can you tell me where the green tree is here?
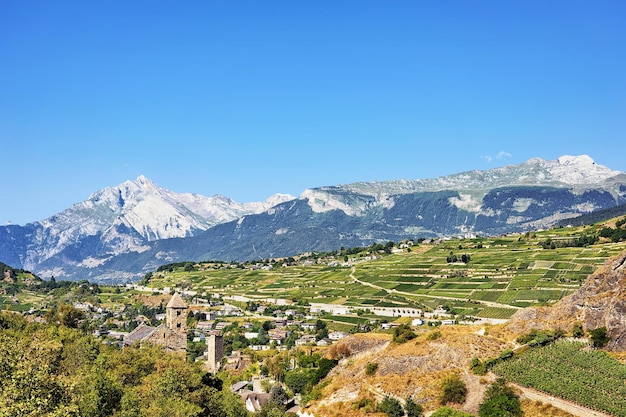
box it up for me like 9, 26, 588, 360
78, 366, 123, 417
392, 323, 417, 343
46, 303, 85, 328
478, 378, 522, 417
377, 395, 404, 417
404, 397, 424, 417
439, 373, 467, 405
589, 326, 610, 348
284, 370, 310, 394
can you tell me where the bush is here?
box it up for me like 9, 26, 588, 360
439, 373, 467, 405
589, 326, 610, 348
431, 406, 474, 417
426, 330, 441, 340
365, 362, 379, 376
478, 378, 522, 417
377, 396, 404, 417
392, 324, 417, 343
572, 322, 584, 338
470, 357, 487, 375
404, 397, 424, 417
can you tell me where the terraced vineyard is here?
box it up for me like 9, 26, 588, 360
493, 340, 626, 416
145, 225, 626, 320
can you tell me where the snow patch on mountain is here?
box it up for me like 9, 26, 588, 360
448, 193, 482, 212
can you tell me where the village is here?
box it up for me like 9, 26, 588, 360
67, 284, 462, 416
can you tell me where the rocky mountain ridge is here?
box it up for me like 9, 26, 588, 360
1, 154, 625, 282
0, 176, 294, 278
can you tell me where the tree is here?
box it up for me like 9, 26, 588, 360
377, 395, 404, 417
404, 397, 424, 417
478, 378, 522, 417
439, 373, 467, 405
78, 367, 123, 417
284, 370, 310, 394
46, 303, 85, 328
269, 384, 289, 406
392, 323, 417, 343
589, 326, 610, 348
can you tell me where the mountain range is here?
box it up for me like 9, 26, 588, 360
1, 154, 625, 283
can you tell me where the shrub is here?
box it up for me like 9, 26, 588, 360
431, 406, 473, 417
589, 326, 610, 348
404, 397, 424, 417
365, 362, 379, 376
470, 357, 487, 375
377, 395, 404, 417
478, 378, 522, 417
392, 324, 417, 343
426, 330, 441, 340
439, 373, 467, 405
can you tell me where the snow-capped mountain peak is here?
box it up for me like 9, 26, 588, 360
24, 177, 295, 270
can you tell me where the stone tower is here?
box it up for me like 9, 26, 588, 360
166, 292, 188, 333
205, 334, 224, 373
128, 292, 188, 354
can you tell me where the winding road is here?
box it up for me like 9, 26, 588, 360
349, 266, 522, 311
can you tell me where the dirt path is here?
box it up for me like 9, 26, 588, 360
511, 383, 614, 417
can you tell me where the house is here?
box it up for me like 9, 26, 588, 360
243, 392, 271, 413
411, 318, 424, 326
230, 381, 249, 394
328, 331, 349, 341
295, 334, 317, 346
196, 320, 215, 331
316, 338, 331, 346
215, 322, 230, 332
123, 292, 187, 354
300, 322, 316, 331
268, 329, 289, 344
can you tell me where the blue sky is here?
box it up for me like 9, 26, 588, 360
1, 1, 625, 225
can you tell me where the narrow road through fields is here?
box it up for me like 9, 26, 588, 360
349, 267, 522, 311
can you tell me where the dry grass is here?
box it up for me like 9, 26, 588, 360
521, 399, 576, 417
310, 325, 511, 416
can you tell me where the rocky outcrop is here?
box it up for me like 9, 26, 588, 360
507, 250, 626, 351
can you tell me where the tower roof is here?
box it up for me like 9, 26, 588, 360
166, 292, 187, 309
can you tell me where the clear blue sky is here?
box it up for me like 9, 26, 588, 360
1, 1, 625, 225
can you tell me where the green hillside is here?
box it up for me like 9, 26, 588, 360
143, 219, 626, 320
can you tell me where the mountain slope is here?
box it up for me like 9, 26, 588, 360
0, 176, 294, 278
505, 249, 626, 351
1, 155, 625, 282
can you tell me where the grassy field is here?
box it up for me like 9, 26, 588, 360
143, 225, 626, 319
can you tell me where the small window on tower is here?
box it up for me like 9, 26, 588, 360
177, 323, 181, 328
177, 311, 181, 316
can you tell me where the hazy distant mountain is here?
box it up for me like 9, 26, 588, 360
1, 155, 625, 283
